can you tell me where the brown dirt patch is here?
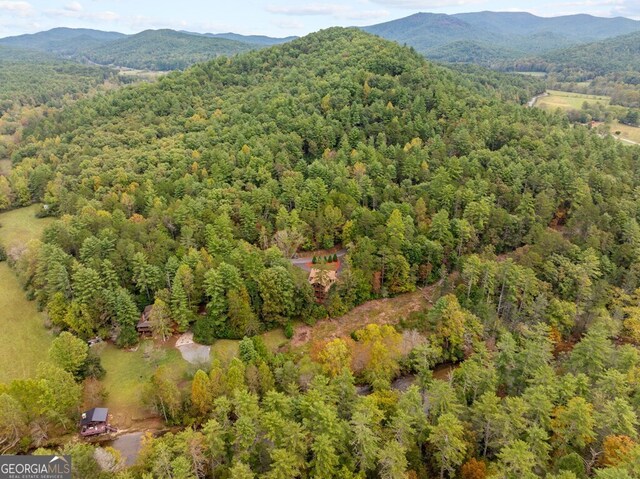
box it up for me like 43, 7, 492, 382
292, 281, 443, 348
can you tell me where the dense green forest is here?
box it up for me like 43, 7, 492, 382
0, 27, 279, 71
542, 31, 640, 79
204, 32, 296, 46
79, 30, 257, 71
1, 27, 640, 478
0, 46, 114, 114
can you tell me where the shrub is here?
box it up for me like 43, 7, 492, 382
284, 322, 294, 339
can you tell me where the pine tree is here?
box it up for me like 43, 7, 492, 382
428, 413, 467, 479
191, 370, 213, 417
171, 276, 191, 333
311, 433, 339, 479
378, 439, 408, 479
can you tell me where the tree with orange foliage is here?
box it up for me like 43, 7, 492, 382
461, 458, 487, 479
602, 435, 635, 466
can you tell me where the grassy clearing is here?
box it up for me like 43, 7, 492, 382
0, 204, 53, 249
0, 263, 53, 383
98, 340, 189, 426
612, 121, 640, 144
0, 205, 56, 383
512, 71, 547, 77
211, 329, 288, 363
537, 90, 610, 111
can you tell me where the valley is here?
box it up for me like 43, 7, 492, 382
0, 8, 639, 479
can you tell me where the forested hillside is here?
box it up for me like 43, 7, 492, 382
1, 28, 640, 478
0, 46, 114, 114
363, 11, 640, 65
0, 27, 276, 71
80, 29, 257, 70
0, 27, 125, 55
203, 32, 296, 45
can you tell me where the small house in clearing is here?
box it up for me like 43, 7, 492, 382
309, 268, 337, 303
80, 408, 117, 437
137, 305, 153, 335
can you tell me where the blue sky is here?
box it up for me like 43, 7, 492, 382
1, 0, 639, 38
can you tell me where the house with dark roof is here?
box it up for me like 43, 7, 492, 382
80, 408, 117, 437
137, 305, 153, 335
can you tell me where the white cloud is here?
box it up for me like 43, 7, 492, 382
64, 1, 83, 12
367, 0, 485, 8
267, 4, 351, 16
266, 3, 389, 21
0, 1, 34, 17
47, 7, 119, 22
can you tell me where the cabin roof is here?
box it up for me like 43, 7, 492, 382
80, 407, 108, 425
138, 305, 154, 330
309, 268, 337, 292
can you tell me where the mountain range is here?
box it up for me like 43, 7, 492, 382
0, 27, 291, 70
362, 11, 640, 65
1, 11, 640, 71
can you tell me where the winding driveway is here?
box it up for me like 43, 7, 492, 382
290, 249, 347, 273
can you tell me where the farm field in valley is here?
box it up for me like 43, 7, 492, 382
613, 120, 640, 144
536, 89, 610, 110
0, 204, 54, 383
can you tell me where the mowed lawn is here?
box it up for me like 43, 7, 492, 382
537, 90, 610, 111
0, 205, 55, 383
98, 341, 189, 425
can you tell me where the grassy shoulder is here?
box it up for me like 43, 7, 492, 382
0, 263, 53, 383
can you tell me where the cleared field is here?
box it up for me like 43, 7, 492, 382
211, 328, 288, 362
512, 71, 547, 77
536, 90, 610, 111
98, 340, 189, 426
0, 263, 54, 383
0, 204, 53, 249
612, 121, 640, 144
0, 205, 55, 383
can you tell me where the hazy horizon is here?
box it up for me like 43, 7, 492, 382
1, 0, 639, 39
